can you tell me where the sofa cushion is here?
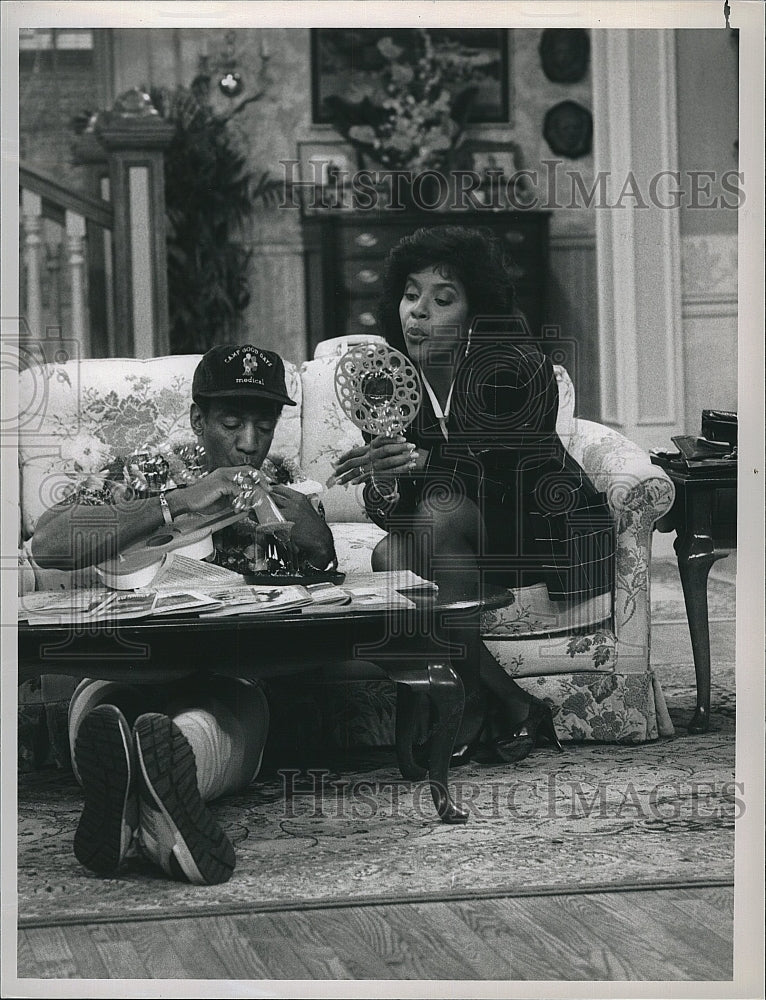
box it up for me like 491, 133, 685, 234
331, 521, 387, 574
299, 356, 371, 522
18, 354, 302, 537
480, 584, 612, 640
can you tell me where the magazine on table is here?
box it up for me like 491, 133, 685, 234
197, 584, 314, 618
300, 580, 418, 614
19, 585, 220, 624
18, 588, 111, 622
21, 590, 159, 625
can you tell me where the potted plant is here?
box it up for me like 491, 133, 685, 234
150, 77, 285, 354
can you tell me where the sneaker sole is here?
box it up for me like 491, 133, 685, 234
73, 705, 135, 874
133, 714, 235, 885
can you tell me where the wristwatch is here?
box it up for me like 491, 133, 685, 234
158, 491, 173, 526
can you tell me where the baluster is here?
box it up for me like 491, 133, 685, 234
21, 190, 43, 342
101, 175, 116, 356
65, 210, 90, 357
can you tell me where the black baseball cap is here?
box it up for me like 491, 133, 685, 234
192, 344, 297, 407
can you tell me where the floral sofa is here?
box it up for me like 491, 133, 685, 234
18, 338, 676, 769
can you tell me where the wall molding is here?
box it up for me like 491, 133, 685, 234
681, 232, 738, 299
591, 30, 685, 448
682, 295, 738, 319
549, 232, 595, 252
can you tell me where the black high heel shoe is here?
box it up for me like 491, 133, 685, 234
492, 700, 563, 764
412, 696, 563, 769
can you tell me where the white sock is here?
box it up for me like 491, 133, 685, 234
172, 706, 241, 803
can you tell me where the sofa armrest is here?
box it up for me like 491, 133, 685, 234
569, 419, 675, 522
568, 420, 676, 652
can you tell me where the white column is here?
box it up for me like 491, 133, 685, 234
21, 189, 43, 344
127, 166, 154, 359
591, 29, 685, 451
100, 175, 116, 357
65, 209, 90, 357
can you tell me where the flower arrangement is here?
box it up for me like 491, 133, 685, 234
323, 30, 487, 173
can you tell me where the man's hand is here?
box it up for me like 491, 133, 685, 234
269, 485, 335, 568
167, 466, 260, 517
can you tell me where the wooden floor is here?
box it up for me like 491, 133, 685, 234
18, 884, 733, 981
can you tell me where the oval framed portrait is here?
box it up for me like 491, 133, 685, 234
539, 28, 590, 83
543, 101, 593, 159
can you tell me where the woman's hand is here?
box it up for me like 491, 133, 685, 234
331, 435, 422, 487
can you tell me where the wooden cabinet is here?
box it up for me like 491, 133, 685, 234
301, 211, 550, 356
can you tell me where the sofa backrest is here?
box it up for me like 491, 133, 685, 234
18, 348, 577, 536
18, 354, 302, 538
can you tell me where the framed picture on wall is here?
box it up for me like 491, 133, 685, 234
295, 138, 357, 209
471, 140, 523, 181
311, 28, 510, 125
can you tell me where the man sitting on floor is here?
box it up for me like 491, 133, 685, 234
31, 345, 337, 885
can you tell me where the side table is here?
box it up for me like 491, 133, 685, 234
651, 455, 737, 733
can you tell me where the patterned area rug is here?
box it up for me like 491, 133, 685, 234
18, 562, 737, 928
650, 557, 736, 624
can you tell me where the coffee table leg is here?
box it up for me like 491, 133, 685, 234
394, 684, 428, 781
674, 528, 727, 734
387, 662, 469, 824
426, 662, 469, 824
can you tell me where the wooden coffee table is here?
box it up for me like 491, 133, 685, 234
18, 585, 512, 824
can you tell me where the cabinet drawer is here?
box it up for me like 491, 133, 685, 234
341, 259, 386, 294
338, 225, 394, 257
347, 306, 381, 333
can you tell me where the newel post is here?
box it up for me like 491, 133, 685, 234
95, 88, 175, 358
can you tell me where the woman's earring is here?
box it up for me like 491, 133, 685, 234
464, 331, 472, 358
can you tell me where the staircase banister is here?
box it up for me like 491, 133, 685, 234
20, 163, 114, 230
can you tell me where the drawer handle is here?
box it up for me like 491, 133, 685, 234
357, 268, 380, 284
358, 312, 377, 327
354, 232, 378, 248
504, 231, 525, 245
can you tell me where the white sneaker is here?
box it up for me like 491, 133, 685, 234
73, 704, 138, 874
68, 679, 126, 785
133, 713, 235, 885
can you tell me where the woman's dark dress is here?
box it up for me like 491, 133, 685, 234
364, 340, 614, 604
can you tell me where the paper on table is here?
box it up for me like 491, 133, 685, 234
150, 553, 247, 592
150, 590, 223, 615
341, 569, 437, 593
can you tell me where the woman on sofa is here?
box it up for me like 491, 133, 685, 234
332, 225, 614, 764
